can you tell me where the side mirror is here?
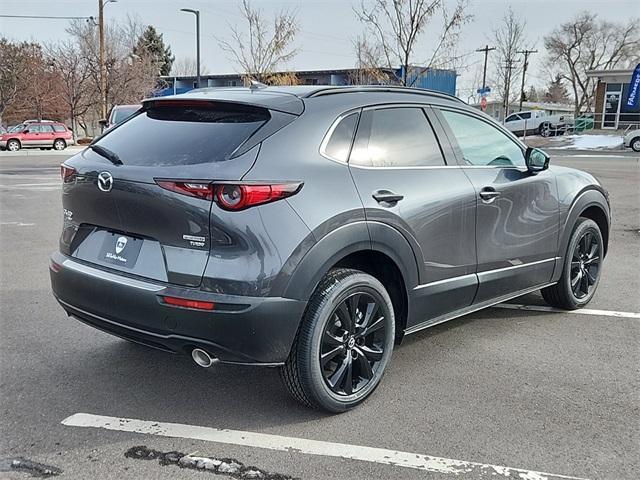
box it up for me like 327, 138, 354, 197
525, 147, 550, 173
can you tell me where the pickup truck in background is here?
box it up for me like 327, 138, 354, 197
504, 110, 573, 137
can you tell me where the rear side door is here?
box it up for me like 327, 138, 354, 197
346, 105, 478, 325
434, 108, 559, 304
39, 124, 56, 146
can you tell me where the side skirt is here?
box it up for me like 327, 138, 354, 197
403, 282, 556, 336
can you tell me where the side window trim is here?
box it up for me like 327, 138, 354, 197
431, 107, 527, 169
348, 104, 448, 169
319, 109, 362, 164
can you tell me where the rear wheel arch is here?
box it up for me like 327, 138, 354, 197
283, 221, 417, 337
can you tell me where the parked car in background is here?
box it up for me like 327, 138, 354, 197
0, 121, 74, 151
51, 86, 610, 412
504, 110, 573, 137
623, 128, 640, 152
100, 104, 141, 131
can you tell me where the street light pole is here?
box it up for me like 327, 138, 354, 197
180, 8, 201, 88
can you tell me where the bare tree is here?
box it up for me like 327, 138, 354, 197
350, 36, 393, 85
0, 40, 31, 125
355, 0, 470, 86
544, 11, 640, 116
219, 0, 299, 83
490, 7, 527, 116
66, 15, 159, 134
47, 40, 93, 139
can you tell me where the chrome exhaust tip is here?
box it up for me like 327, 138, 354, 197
191, 348, 218, 368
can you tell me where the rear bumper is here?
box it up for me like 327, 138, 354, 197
50, 252, 306, 365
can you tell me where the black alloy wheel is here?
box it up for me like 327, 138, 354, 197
320, 292, 386, 396
570, 230, 601, 300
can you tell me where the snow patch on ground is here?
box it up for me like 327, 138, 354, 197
553, 134, 623, 150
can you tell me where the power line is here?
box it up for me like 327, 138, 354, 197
0, 14, 92, 20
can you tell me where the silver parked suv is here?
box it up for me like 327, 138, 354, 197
50, 86, 610, 412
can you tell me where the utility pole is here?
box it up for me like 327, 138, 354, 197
97, 0, 116, 120
475, 45, 496, 90
502, 59, 518, 119
98, 0, 106, 120
517, 49, 538, 111
181, 9, 201, 88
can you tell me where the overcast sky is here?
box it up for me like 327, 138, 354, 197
1, 0, 638, 98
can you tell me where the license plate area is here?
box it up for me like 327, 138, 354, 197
98, 232, 143, 269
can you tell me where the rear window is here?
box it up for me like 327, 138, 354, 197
53, 125, 66, 132
95, 103, 270, 166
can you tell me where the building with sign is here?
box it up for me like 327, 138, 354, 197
586, 68, 640, 130
155, 67, 457, 97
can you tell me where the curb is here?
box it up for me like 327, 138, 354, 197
0, 147, 84, 157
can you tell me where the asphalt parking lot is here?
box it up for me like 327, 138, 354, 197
0, 148, 638, 480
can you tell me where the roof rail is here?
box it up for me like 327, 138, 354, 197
304, 86, 465, 103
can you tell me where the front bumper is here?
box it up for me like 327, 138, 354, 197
50, 252, 306, 365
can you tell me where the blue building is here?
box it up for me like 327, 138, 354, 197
155, 67, 457, 97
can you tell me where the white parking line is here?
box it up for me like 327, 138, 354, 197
494, 303, 640, 319
62, 413, 587, 480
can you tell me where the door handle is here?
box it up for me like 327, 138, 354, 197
372, 190, 404, 204
479, 187, 500, 203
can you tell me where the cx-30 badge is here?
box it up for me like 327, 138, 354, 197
97, 171, 113, 192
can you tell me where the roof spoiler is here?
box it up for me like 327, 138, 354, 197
142, 90, 304, 115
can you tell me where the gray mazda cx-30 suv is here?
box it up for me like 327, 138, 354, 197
50, 86, 610, 412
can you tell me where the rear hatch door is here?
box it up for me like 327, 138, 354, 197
61, 100, 272, 286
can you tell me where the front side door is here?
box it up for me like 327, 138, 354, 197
21, 124, 42, 146
435, 108, 560, 304
346, 105, 478, 325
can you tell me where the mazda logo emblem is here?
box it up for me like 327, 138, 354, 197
97, 171, 113, 192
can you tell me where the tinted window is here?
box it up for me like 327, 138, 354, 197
95, 104, 270, 166
519, 112, 532, 119
441, 110, 525, 167
53, 125, 66, 132
350, 107, 445, 167
505, 114, 520, 122
322, 113, 358, 162
112, 106, 140, 125
40, 125, 54, 133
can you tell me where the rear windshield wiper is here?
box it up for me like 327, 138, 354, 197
88, 144, 123, 165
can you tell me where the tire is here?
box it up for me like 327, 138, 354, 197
539, 122, 552, 137
631, 137, 640, 152
7, 139, 21, 152
541, 218, 603, 310
281, 268, 395, 412
53, 139, 67, 151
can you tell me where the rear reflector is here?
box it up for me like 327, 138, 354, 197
163, 296, 215, 311
155, 180, 302, 210
50, 259, 62, 273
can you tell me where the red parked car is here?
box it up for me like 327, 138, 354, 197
0, 121, 74, 151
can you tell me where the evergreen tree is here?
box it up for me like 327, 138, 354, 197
134, 26, 174, 76
544, 74, 570, 104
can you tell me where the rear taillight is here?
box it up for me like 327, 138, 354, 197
156, 181, 214, 200
155, 180, 302, 211
60, 164, 76, 182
